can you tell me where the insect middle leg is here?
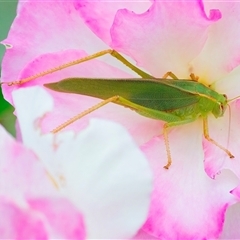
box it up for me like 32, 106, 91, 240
203, 117, 234, 158
163, 118, 195, 169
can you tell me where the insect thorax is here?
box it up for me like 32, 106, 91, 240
170, 95, 227, 120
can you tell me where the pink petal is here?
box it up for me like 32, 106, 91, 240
28, 198, 85, 239
214, 65, 240, 101
0, 125, 56, 201
0, 196, 86, 239
141, 122, 239, 239
74, 0, 151, 45
1, 0, 106, 96
132, 229, 159, 240
204, 101, 240, 180
193, 1, 240, 82
0, 197, 48, 239
219, 202, 240, 239
111, 0, 221, 77
0, 94, 86, 238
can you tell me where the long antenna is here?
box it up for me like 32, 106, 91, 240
228, 95, 240, 103
226, 104, 232, 150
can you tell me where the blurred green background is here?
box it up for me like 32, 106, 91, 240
0, 0, 18, 136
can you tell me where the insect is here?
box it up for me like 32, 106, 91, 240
4, 49, 235, 169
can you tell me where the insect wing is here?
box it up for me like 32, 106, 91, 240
45, 78, 199, 111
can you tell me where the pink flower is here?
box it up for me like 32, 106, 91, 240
1, 0, 240, 239
0, 86, 152, 239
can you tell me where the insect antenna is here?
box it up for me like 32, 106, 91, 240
228, 95, 240, 103
226, 104, 232, 150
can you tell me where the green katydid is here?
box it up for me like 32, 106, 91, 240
4, 49, 234, 169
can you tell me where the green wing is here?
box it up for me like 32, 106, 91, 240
45, 78, 200, 111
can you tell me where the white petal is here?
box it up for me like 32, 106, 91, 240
53, 118, 153, 238
214, 65, 240, 100
12, 86, 153, 239
220, 202, 240, 239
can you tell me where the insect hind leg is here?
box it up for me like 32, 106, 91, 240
51, 95, 120, 133
4, 49, 154, 86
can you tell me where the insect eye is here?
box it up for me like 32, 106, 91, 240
220, 103, 227, 115
220, 104, 224, 110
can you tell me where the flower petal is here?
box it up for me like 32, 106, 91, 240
74, 0, 151, 45
1, 0, 107, 91
28, 198, 86, 239
0, 124, 56, 203
111, 0, 221, 77
204, 101, 240, 179
214, 65, 240, 100
141, 122, 239, 239
12, 86, 153, 239
193, 1, 240, 82
132, 229, 159, 240
56, 118, 153, 239
0, 117, 85, 238
219, 202, 240, 239
0, 90, 86, 238
0, 196, 86, 239
0, 197, 48, 239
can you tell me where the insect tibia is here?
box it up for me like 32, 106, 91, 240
203, 118, 234, 158
163, 123, 172, 169
0, 81, 17, 86
162, 119, 195, 169
5, 49, 153, 86
6, 51, 114, 86
51, 95, 120, 133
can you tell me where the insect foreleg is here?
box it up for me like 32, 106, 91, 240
190, 73, 199, 81
203, 117, 234, 158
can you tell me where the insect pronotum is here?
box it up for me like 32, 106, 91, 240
3, 49, 235, 169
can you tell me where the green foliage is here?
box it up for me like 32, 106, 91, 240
0, 1, 18, 136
